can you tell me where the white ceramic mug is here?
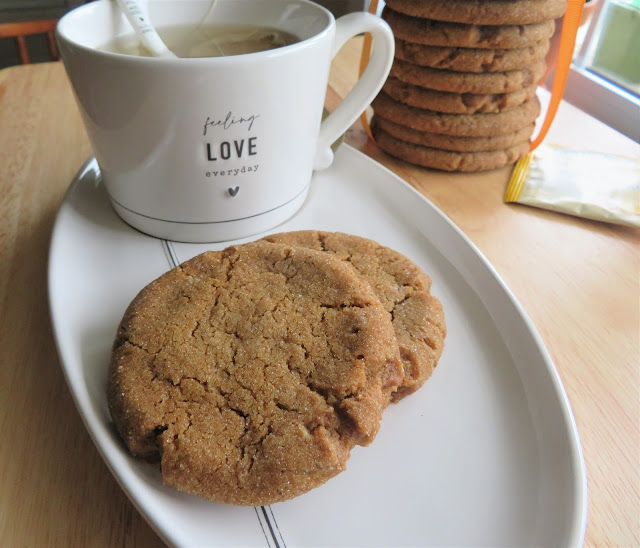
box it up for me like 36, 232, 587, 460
56, 0, 394, 242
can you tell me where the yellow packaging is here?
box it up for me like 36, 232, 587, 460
505, 143, 640, 228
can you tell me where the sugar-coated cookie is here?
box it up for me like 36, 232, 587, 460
383, 77, 538, 114
385, 0, 566, 25
107, 241, 404, 505
394, 38, 550, 73
372, 115, 536, 152
383, 7, 556, 49
372, 123, 530, 171
263, 231, 446, 401
390, 58, 547, 95
372, 91, 541, 136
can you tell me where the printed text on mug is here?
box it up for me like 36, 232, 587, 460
206, 138, 257, 161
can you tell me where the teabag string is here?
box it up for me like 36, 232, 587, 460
200, 0, 218, 25
358, 0, 586, 167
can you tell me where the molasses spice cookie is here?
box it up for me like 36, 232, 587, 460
394, 39, 550, 73
263, 231, 447, 401
386, 0, 566, 25
372, 115, 535, 152
383, 77, 537, 114
373, 124, 530, 171
107, 241, 404, 506
383, 7, 556, 49
390, 58, 547, 95
372, 91, 541, 136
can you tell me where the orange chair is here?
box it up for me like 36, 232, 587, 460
0, 19, 59, 64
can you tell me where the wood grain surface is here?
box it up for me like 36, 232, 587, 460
0, 37, 638, 547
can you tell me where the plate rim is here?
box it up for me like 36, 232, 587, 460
48, 145, 588, 547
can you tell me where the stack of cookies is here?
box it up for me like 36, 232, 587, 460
107, 231, 446, 506
371, 0, 566, 172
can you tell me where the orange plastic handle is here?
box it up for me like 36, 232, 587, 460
359, 0, 585, 151
530, 0, 585, 150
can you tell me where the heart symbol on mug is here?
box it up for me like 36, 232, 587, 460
228, 187, 239, 197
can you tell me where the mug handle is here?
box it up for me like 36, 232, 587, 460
314, 12, 394, 170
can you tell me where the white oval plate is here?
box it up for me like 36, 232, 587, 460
49, 145, 587, 548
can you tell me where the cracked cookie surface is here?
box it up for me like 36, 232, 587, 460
382, 77, 537, 114
107, 241, 403, 505
372, 115, 535, 152
389, 58, 547, 95
372, 91, 541, 136
385, 0, 566, 25
382, 7, 556, 49
394, 39, 550, 73
263, 231, 446, 401
372, 122, 531, 171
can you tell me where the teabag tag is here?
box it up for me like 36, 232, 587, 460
505, 143, 640, 227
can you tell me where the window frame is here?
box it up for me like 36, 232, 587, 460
561, 0, 640, 142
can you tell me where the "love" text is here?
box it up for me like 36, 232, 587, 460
206, 137, 257, 161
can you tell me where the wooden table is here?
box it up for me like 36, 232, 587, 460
1, 38, 638, 547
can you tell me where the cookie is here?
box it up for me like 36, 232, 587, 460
383, 7, 556, 49
107, 241, 404, 506
262, 231, 446, 401
394, 38, 550, 73
372, 91, 541, 136
390, 58, 547, 94
385, 0, 566, 25
383, 77, 538, 114
372, 123, 530, 171
372, 115, 536, 152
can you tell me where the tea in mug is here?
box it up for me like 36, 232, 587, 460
101, 23, 299, 57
